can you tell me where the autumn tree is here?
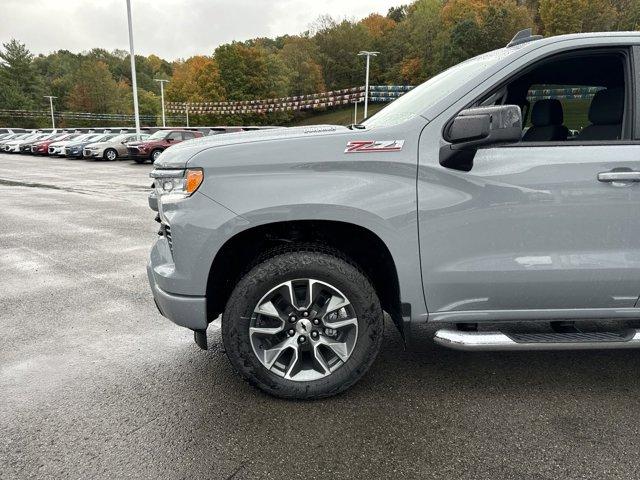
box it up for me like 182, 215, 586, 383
215, 43, 289, 100
539, 0, 616, 36
279, 36, 325, 95
436, 0, 532, 69
166, 55, 225, 102
613, 0, 640, 30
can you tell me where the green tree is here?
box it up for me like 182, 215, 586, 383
67, 60, 122, 113
279, 36, 325, 95
215, 43, 289, 100
0, 39, 43, 109
313, 17, 374, 89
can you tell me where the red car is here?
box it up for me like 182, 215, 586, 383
126, 130, 203, 163
31, 133, 74, 155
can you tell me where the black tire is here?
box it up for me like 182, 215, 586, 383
104, 148, 118, 161
222, 249, 384, 400
151, 149, 163, 162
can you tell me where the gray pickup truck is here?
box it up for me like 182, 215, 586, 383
148, 30, 640, 399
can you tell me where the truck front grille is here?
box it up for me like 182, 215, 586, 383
164, 225, 173, 253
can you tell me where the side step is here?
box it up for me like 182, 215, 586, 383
434, 329, 640, 351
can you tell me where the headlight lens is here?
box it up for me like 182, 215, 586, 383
151, 168, 203, 200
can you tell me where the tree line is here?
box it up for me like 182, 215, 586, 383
1, 0, 638, 127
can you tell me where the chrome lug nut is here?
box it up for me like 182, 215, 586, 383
311, 331, 319, 339
289, 315, 297, 323
312, 318, 320, 325
303, 311, 309, 317
298, 336, 307, 344
288, 329, 295, 337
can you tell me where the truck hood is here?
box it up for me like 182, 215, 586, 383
154, 125, 349, 168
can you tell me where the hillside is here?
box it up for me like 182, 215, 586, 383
291, 103, 387, 126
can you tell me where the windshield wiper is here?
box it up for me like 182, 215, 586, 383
348, 124, 367, 130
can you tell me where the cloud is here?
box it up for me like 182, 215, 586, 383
0, 0, 405, 59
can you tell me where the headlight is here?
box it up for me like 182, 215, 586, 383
150, 168, 203, 200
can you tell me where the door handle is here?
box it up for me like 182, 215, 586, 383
597, 171, 640, 182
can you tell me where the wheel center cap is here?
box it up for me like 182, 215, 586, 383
295, 319, 313, 335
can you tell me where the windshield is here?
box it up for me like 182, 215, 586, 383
109, 134, 130, 142
363, 48, 514, 128
148, 131, 168, 140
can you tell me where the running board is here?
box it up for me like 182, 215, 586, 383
434, 329, 640, 351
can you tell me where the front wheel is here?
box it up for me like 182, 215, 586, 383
222, 249, 384, 399
104, 148, 118, 161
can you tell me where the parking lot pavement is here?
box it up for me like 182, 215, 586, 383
2, 154, 640, 479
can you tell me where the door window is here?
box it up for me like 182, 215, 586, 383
478, 50, 630, 143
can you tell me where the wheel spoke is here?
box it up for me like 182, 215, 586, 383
249, 325, 284, 336
324, 317, 358, 330
283, 345, 301, 379
325, 293, 350, 314
278, 281, 297, 310
261, 337, 295, 370
319, 337, 351, 362
312, 343, 331, 375
255, 300, 280, 317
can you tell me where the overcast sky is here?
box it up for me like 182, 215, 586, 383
1, 0, 406, 60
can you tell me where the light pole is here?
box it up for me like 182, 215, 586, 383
185, 104, 189, 127
357, 51, 379, 120
154, 79, 169, 127
125, 0, 141, 139
44, 96, 57, 129
353, 98, 362, 124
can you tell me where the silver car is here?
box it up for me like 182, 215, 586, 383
83, 133, 149, 160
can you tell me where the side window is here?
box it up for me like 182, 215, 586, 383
167, 132, 182, 141
182, 132, 196, 140
525, 85, 604, 139
479, 50, 629, 143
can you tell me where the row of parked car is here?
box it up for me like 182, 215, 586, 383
0, 126, 274, 163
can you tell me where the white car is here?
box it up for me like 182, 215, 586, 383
3, 134, 47, 153
47, 133, 91, 156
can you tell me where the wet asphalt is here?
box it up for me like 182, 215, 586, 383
1, 154, 640, 480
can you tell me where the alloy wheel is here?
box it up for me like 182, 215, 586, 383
249, 279, 358, 382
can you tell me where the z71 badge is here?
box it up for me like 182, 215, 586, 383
344, 140, 405, 153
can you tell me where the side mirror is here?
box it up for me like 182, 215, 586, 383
440, 105, 522, 169
166, 138, 174, 143
448, 105, 522, 145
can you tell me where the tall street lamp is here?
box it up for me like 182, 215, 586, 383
125, 0, 141, 139
44, 96, 57, 128
154, 79, 169, 127
357, 51, 379, 120
352, 98, 362, 124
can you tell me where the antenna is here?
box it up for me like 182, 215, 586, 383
507, 28, 543, 48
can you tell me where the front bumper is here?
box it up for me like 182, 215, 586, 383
65, 148, 83, 158
146, 190, 244, 332
83, 149, 102, 158
127, 147, 150, 159
147, 238, 208, 331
